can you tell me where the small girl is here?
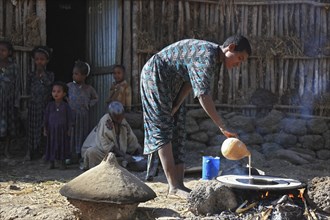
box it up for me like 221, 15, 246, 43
67, 61, 98, 163
26, 46, 54, 160
106, 65, 132, 112
0, 40, 21, 158
44, 81, 73, 169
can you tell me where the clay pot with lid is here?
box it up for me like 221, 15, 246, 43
221, 138, 251, 160
60, 152, 156, 220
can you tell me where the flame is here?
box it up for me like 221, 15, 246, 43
298, 188, 305, 201
261, 191, 269, 199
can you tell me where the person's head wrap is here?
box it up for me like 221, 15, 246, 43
107, 101, 124, 116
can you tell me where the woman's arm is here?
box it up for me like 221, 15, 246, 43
198, 94, 237, 138
171, 82, 192, 116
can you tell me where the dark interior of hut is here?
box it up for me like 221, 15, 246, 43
46, 0, 86, 83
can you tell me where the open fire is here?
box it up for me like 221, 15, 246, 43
217, 183, 328, 220
188, 175, 329, 220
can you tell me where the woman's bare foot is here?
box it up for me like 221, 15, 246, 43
180, 185, 192, 193
168, 187, 191, 199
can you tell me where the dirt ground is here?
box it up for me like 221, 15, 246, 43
1, 139, 330, 220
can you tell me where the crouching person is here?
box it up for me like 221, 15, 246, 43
81, 101, 146, 171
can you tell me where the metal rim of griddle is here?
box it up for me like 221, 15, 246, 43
216, 175, 304, 190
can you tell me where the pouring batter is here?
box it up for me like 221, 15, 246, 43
140, 35, 252, 199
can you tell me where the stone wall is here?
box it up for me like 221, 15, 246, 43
126, 109, 330, 165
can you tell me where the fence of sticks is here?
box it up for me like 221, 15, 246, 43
131, 0, 330, 117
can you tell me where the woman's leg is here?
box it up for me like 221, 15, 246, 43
158, 143, 189, 198
176, 163, 191, 192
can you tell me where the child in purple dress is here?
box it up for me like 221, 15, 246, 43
67, 61, 98, 163
44, 82, 73, 169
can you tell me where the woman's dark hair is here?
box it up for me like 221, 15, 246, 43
74, 60, 90, 76
223, 35, 252, 56
52, 81, 68, 94
31, 45, 52, 60
0, 40, 14, 57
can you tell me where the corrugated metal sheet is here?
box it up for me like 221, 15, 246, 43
86, 0, 118, 126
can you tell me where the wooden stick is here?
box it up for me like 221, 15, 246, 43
178, 0, 184, 38
185, 1, 191, 35
5, 0, 13, 39
36, 0, 46, 45
116, 0, 123, 64
298, 60, 305, 96
131, 0, 139, 105
252, 5, 258, 36
0, 0, 3, 37
258, 5, 262, 35
187, 0, 330, 7
168, 0, 174, 43
314, 59, 319, 95
284, 4, 289, 36
123, 0, 131, 83
279, 58, 284, 96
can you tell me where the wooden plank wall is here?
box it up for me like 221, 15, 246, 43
0, 0, 46, 95
124, 0, 330, 116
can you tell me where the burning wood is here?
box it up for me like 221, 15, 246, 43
235, 200, 258, 214
261, 206, 273, 220
300, 188, 319, 220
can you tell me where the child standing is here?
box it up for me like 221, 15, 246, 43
44, 81, 73, 169
67, 61, 98, 163
0, 40, 21, 158
26, 46, 54, 160
106, 65, 132, 112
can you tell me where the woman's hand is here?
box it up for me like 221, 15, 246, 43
171, 105, 180, 116
220, 128, 238, 138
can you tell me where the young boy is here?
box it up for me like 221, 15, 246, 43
140, 35, 252, 198
106, 65, 132, 112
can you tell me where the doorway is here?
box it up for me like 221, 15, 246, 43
46, 0, 87, 83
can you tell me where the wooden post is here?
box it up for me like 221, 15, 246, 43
132, 0, 139, 105
298, 60, 305, 96
0, 0, 3, 37
314, 59, 319, 95
249, 58, 256, 91
252, 5, 258, 36
116, 0, 123, 65
219, 3, 224, 41
168, 0, 174, 43
321, 58, 327, 93
5, 0, 13, 39
150, 0, 155, 40
283, 59, 289, 92
185, 1, 191, 36
178, 0, 184, 39
290, 59, 298, 89
284, 4, 289, 36
278, 58, 284, 96
36, 0, 46, 45
123, 0, 131, 84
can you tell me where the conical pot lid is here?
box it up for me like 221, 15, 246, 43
60, 152, 157, 204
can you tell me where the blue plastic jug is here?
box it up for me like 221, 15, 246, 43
202, 156, 220, 180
